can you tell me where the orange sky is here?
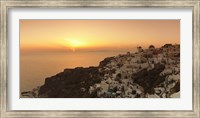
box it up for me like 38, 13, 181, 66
20, 20, 180, 53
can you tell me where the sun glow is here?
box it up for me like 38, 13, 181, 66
64, 39, 86, 52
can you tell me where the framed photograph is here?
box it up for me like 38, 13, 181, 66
1, 0, 200, 117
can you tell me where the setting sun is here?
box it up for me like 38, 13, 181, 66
64, 39, 86, 52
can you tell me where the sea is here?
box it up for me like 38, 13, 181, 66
20, 51, 133, 92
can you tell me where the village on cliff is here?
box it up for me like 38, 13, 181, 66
22, 44, 180, 98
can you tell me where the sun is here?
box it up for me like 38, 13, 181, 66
64, 39, 85, 52
69, 40, 84, 48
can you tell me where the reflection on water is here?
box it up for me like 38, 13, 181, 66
20, 51, 129, 92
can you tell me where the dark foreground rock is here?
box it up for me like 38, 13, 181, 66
39, 67, 101, 98
132, 63, 166, 94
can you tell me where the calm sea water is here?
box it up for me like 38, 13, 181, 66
20, 51, 129, 92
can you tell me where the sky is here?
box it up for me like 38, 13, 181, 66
20, 20, 180, 53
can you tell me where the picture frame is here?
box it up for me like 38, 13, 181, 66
0, 0, 199, 117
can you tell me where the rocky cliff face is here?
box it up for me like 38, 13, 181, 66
21, 44, 180, 98
38, 67, 101, 98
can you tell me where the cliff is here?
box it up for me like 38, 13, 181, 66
21, 44, 180, 98
39, 67, 101, 98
